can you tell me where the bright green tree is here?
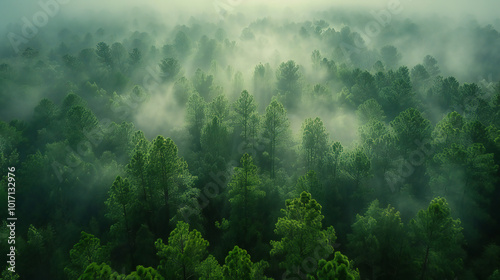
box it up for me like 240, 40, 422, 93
307, 251, 360, 280
78, 263, 122, 280
155, 221, 209, 280
197, 255, 223, 280
270, 192, 336, 274
125, 265, 164, 280
222, 246, 271, 280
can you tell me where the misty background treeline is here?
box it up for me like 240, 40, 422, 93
0, 5, 500, 280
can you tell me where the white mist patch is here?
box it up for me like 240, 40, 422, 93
289, 107, 359, 147
133, 84, 186, 140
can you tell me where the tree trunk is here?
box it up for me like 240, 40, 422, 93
420, 245, 430, 280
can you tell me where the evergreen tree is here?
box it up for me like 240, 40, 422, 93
270, 192, 336, 274
155, 221, 209, 280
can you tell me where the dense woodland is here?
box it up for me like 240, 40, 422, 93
0, 5, 500, 280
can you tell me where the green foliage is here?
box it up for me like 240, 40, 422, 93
186, 92, 206, 150
208, 95, 230, 124
149, 136, 190, 207
302, 117, 329, 171
431, 111, 465, 148
125, 265, 164, 280
296, 170, 322, 200
201, 116, 230, 160
423, 55, 440, 77
234, 90, 258, 146
155, 221, 209, 280
410, 64, 430, 93
65, 232, 105, 280
391, 108, 431, 155
348, 200, 410, 279
489, 270, 500, 280
64, 105, 99, 148
380, 45, 401, 69
78, 262, 121, 280
472, 244, 500, 280
193, 68, 215, 99
356, 98, 385, 125
159, 58, 181, 82
409, 197, 465, 280
96, 42, 113, 67
276, 60, 301, 108
222, 246, 271, 280
197, 255, 223, 280
263, 98, 289, 178
430, 142, 498, 243
227, 153, 265, 247
271, 192, 337, 272
1, 268, 20, 280
308, 251, 360, 280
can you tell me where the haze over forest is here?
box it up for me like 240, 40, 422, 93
0, 0, 499, 279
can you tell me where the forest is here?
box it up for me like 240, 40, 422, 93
0, 0, 500, 279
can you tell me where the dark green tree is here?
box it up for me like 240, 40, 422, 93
65, 232, 105, 280
390, 108, 431, 197
380, 45, 401, 70
148, 136, 194, 223
227, 153, 265, 248
410, 197, 465, 280
186, 92, 206, 150
356, 98, 385, 125
263, 99, 289, 178
96, 42, 112, 67
296, 170, 322, 200
301, 117, 329, 171
423, 55, 440, 77
233, 90, 258, 147
276, 60, 301, 108
347, 200, 410, 279
64, 105, 99, 148
105, 176, 135, 266
159, 58, 181, 82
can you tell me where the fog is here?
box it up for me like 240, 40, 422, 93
2, 0, 498, 142
1, 1, 500, 279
